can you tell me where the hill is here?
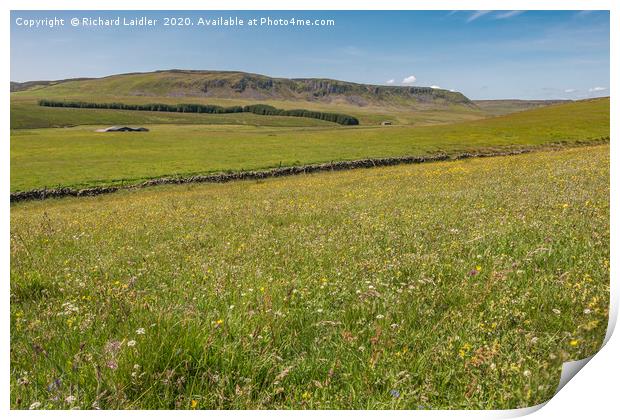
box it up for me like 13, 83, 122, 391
11, 69, 473, 108
473, 99, 574, 116
10, 77, 93, 93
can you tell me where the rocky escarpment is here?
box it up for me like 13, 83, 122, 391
12, 69, 474, 107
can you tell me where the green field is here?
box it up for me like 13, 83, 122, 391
11, 94, 485, 128
10, 98, 610, 192
10, 98, 341, 130
472, 99, 572, 116
10, 145, 610, 409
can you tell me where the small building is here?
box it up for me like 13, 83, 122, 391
95, 126, 149, 132
380, 121, 392, 126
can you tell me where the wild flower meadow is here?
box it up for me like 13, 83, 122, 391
10, 145, 609, 409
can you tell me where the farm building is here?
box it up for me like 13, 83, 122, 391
95, 126, 149, 132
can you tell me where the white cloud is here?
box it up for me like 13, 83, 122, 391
402, 75, 417, 85
564, 88, 577, 93
467, 11, 491, 23
386, 79, 395, 85
589, 87, 607, 92
495, 11, 524, 20
430, 85, 442, 89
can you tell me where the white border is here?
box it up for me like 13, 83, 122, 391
3, 1, 617, 419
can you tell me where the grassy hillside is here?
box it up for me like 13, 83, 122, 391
11, 94, 484, 129
10, 145, 609, 409
10, 99, 339, 129
12, 69, 472, 106
10, 98, 610, 192
11, 70, 488, 129
11, 78, 93, 93
473, 99, 573, 116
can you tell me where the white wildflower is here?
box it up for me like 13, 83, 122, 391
58, 302, 79, 316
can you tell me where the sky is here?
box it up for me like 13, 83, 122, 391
10, 10, 610, 100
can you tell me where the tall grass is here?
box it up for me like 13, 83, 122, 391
11, 146, 609, 409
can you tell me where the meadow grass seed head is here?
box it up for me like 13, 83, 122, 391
47, 378, 61, 391
105, 340, 122, 354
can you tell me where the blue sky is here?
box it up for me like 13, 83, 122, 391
11, 10, 609, 100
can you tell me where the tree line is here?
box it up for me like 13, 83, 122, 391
38, 99, 360, 126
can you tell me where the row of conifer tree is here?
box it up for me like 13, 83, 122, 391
38, 99, 360, 126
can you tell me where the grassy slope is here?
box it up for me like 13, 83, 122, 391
11, 70, 471, 104
10, 98, 339, 129
11, 94, 484, 128
473, 99, 572, 116
10, 98, 610, 192
10, 145, 610, 409
11, 70, 483, 128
